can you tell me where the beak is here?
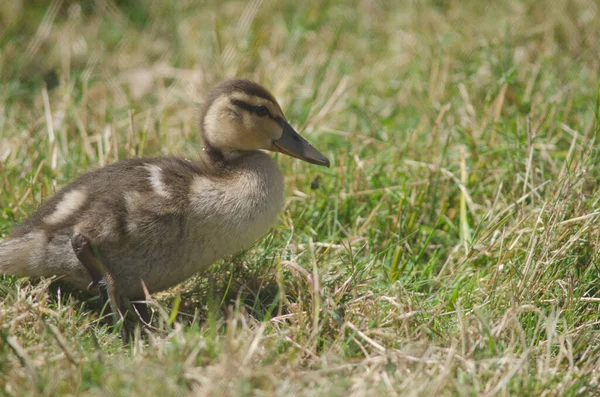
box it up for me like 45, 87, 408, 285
271, 122, 330, 167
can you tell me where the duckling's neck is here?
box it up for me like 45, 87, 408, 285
200, 142, 256, 170
200, 143, 226, 167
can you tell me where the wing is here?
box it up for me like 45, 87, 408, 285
10, 157, 207, 246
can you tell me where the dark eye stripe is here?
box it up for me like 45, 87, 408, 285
231, 99, 273, 118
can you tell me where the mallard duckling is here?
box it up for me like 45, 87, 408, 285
0, 79, 329, 327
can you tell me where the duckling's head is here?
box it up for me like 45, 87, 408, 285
199, 79, 329, 167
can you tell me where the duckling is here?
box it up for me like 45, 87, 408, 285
0, 79, 329, 329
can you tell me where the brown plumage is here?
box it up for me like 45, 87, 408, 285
0, 79, 329, 330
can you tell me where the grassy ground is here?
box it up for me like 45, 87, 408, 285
1, 0, 600, 395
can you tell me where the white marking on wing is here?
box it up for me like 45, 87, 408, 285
146, 164, 171, 198
44, 189, 88, 225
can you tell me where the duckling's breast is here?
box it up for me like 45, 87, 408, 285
172, 151, 283, 287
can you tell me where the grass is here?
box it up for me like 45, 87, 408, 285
1, 0, 600, 395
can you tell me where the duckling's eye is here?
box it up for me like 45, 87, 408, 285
254, 106, 270, 117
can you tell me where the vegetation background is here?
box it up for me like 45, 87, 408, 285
1, 0, 599, 395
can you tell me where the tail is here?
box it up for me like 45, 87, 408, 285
0, 233, 50, 278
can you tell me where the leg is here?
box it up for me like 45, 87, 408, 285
71, 232, 128, 336
121, 301, 151, 342
132, 301, 152, 324
71, 232, 102, 290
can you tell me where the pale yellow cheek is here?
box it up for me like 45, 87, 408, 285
247, 119, 279, 149
44, 189, 88, 225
